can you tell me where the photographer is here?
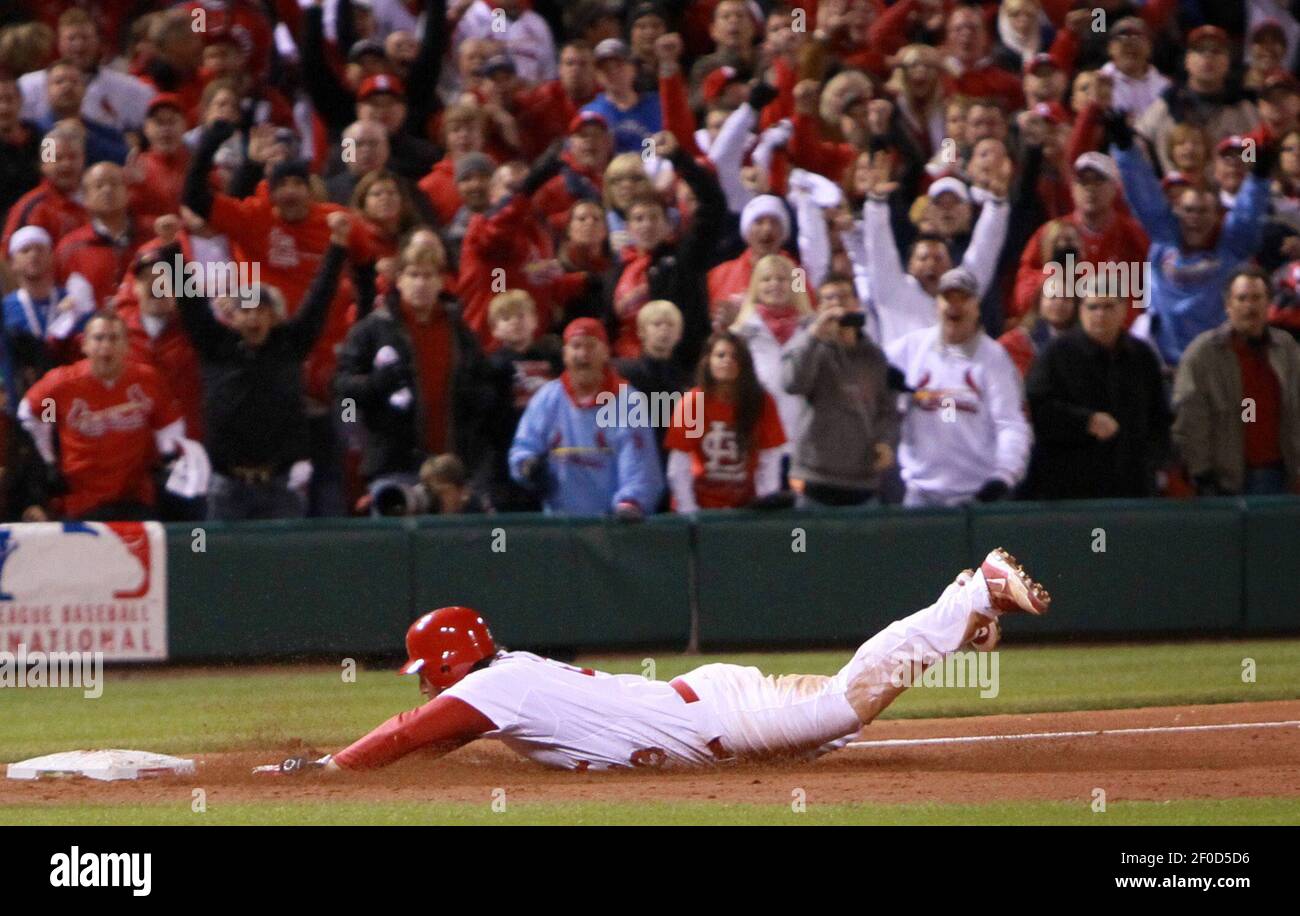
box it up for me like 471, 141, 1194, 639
782, 275, 900, 507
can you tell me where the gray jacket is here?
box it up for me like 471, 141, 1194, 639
781, 325, 901, 490
1172, 323, 1300, 493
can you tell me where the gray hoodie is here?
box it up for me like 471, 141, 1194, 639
781, 324, 901, 490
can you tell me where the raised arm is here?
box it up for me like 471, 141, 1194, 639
402, 0, 449, 140
1108, 112, 1179, 245
300, 1, 358, 135
284, 215, 350, 355
182, 120, 237, 221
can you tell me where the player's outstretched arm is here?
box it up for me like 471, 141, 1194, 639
330, 695, 497, 771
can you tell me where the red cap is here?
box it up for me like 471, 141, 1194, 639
563, 317, 608, 344
1022, 53, 1058, 75
1032, 101, 1071, 126
1216, 134, 1248, 155
568, 110, 609, 135
1188, 25, 1230, 50
147, 93, 185, 117
357, 74, 405, 101
1160, 170, 1193, 192
701, 66, 743, 104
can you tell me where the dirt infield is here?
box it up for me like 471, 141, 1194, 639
4, 700, 1298, 810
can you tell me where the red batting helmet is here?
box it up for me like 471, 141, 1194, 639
398, 607, 497, 687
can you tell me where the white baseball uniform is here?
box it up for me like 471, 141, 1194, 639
436, 571, 996, 770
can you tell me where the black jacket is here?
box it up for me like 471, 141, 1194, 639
0, 121, 42, 215
177, 243, 346, 473
1025, 327, 1173, 499
600, 148, 728, 371
334, 290, 494, 481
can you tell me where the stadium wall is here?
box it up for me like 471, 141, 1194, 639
164, 498, 1300, 659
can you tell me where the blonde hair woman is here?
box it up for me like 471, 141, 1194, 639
603, 153, 657, 251
887, 44, 947, 156
731, 254, 814, 455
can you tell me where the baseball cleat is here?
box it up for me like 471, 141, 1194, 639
967, 618, 1001, 651
979, 548, 1051, 615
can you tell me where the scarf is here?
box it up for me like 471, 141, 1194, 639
755, 302, 801, 345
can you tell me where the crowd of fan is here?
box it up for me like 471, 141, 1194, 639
1, 0, 1299, 523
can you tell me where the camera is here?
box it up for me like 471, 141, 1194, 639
838, 312, 867, 329
370, 480, 433, 516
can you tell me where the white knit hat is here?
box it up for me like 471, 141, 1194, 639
740, 194, 791, 243
7, 225, 52, 257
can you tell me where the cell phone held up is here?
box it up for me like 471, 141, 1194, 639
838, 312, 867, 329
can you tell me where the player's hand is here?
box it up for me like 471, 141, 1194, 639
253, 754, 333, 775
326, 211, 352, 246
1087, 411, 1120, 440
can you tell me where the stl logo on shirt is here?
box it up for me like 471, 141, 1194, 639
700, 421, 747, 483
65, 385, 154, 436
267, 226, 300, 269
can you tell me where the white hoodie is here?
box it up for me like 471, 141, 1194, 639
885, 326, 1032, 505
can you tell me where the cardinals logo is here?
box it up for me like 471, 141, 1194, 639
66, 385, 154, 436
911, 370, 982, 414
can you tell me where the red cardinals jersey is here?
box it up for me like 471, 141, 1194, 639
207, 194, 370, 400
24, 360, 181, 517
1, 180, 88, 259
54, 221, 148, 308
664, 388, 785, 509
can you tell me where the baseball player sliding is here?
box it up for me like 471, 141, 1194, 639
261, 548, 1049, 773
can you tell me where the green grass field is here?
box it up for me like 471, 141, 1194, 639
3, 639, 1298, 825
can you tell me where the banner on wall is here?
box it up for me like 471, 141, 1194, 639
0, 521, 168, 660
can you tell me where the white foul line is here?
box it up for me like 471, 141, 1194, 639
847, 719, 1300, 749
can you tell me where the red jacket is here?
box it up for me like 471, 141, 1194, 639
532, 153, 604, 234
54, 219, 149, 308
458, 192, 588, 348
418, 158, 463, 227
128, 148, 191, 225
1012, 211, 1150, 322
1, 180, 88, 259
513, 81, 593, 161
120, 303, 205, 441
